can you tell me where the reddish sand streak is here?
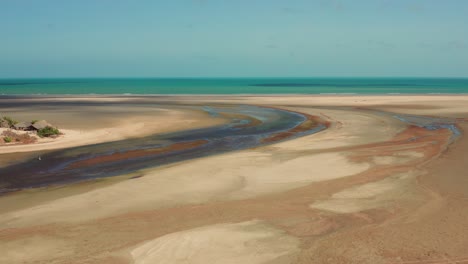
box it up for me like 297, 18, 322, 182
66, 139, 208, 170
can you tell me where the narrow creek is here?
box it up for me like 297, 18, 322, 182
0, 105, 327, 193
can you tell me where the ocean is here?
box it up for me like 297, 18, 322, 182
1, 78, 468, 95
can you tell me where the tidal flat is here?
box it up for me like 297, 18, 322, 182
1, 95, 468, 264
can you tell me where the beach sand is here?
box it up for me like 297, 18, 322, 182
0, 100, 227, 154
1, 95, 468, 264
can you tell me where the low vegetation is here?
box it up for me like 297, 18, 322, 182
0, 115, 61, 144
1, 130, 37, 144
1, 116, 18, 127
37, 126, 61, 138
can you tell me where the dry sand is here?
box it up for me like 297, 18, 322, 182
131, 220, 300, 264
1, 95, 468, 264
0, 105, 227, 154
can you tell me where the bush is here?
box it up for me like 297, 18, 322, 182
1, 130, 37, 144
2, 116, 18, 127
37, 126, 60, 138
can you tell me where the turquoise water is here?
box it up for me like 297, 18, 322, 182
1, 78, 468, 95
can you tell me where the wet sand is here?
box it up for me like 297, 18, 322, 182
0, 104, 328, 193
1, 95, 468, 264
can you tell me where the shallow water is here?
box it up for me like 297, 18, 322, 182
391, 114, 461, 142
0, 105, 326, 193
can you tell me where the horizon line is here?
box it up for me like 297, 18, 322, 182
2, 76, 468, 80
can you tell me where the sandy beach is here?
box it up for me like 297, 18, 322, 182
1, 95, 468, 264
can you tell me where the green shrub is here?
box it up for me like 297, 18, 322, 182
31, 120, 38, 124
2, 116, 18, 127
37, 126, 60, 138
3, 136, 12, 143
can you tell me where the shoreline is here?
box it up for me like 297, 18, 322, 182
3, 93, 468, 97
0, 105, 328, 192
0, 106, 228, 155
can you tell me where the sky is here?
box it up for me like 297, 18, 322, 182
1, 0, 468, 78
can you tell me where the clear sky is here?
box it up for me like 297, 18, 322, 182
1, 0, 468, 78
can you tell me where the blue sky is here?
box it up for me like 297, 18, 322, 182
1, 0, 468, 78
